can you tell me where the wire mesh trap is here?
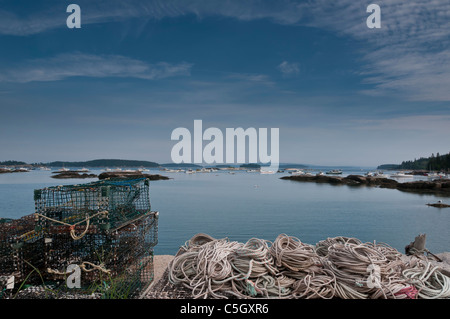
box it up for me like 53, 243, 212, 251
1, 178, 158, 299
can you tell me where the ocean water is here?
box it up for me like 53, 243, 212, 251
1, 168, 449, 255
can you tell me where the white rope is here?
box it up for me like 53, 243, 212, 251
168, 233, 450, 299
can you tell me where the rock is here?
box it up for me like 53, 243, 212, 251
427, 202, 450, 208
51, 171, 97, 179
344, 175, 367, 183
98, 171, 170, 181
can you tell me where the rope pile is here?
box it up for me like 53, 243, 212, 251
168, 233, 450, 299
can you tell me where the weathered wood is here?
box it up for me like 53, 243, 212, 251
405, 234, 443, 262
405, 234, 427, 255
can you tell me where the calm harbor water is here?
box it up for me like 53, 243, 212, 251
1, 168, 449, 255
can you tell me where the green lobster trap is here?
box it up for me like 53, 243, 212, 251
1, 178, 158, 299
0, 215, 45, 293
34, 178, 153, 231
43, 210, 158, 297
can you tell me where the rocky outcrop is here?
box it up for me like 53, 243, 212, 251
397, 180, 450, 194
51, 171, 97, 179
0, 168, 30, 174
427, 202, 450, 208
50, 170, 170, 181
98, 171, 170, 181
281, 174, 450, 195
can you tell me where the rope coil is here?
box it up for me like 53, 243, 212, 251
168, 233, 450, 299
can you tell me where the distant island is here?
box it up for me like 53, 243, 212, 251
42, 159, 159, 168
378, 152, 450, 171
0, 160, 28, 166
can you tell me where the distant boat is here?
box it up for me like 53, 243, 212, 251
39, 166, 51, 171
426, 172, 439, 179
427, 172, 449, 180
78, 168, 89, 172
326, 169, 342, 175
260, 169, 275, 174
58, 167, 70, 172
365, 171, 387, 178
390, 172, 414, 178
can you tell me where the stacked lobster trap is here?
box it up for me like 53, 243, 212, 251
1, 178, 158, 299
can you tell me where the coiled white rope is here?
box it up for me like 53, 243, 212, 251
402, 259, 450, 299
168, 233, 450, 299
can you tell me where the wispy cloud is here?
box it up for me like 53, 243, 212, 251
296, 0, 450, 102
1, 0, 449, 101
226, 73, 274, 86
0, 0, 305, 36
0, 53, 192, 83
277, 61, 300, 77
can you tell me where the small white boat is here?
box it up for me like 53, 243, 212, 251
390, 172, 414, 178
426, 172, 439, 179
58, 167, 70, 172
366, 171, 388, 178
78, 168, 89, 172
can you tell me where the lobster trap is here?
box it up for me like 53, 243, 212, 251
1, 178, 158, 299
0, 215, 45, 292
43, 210, 158, 296
34, 178, 153, 230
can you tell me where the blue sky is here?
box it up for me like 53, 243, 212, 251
0, 0, 449, 166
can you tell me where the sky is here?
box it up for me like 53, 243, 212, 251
0, 0, 449, 167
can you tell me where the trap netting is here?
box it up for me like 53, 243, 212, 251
34, 178, 152, 230
0, 214, 45, 296
1, 178, 158, 299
